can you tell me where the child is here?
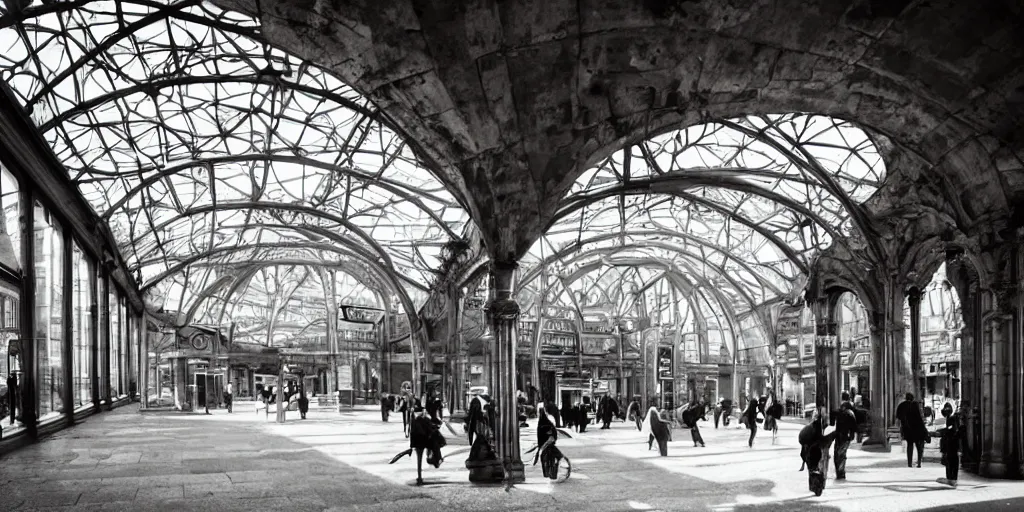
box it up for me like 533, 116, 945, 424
931, 402, 961, 488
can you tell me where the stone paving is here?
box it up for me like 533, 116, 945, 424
1, 405, 1023, 511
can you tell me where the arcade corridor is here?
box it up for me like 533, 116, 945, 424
0, 0, 1022, 510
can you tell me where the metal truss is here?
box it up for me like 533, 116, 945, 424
518, 113, 884, 359
0, 0, 469, 348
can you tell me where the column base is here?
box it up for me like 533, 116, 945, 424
466, 459, 504, 483
504, 458, 526, 484
979, 461, 1024, 479
860, 437, 891, 452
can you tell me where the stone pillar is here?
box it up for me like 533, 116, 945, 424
488, 262, 525, 483
864, 312, 889, 449
908, 288, 923, 402
276, 360, 287, 423
949, 260, 982, 472
449, 286, 466, 414
812, 298, 836, 424
979, 240, 1023, 479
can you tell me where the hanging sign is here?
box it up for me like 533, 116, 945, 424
341, 306, 385, 324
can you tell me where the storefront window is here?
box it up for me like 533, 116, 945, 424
34, 201, 64, 422
0, 167, 22, 434
109, 287, 121, 398
0, 286, 22, 434
97, 273, 108, 401
120, 301, 129, 397
72, 243, 92, 409
129, 313, 138, 398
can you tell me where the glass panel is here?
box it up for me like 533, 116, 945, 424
72, 243, 92, 409
109, 287, 120, 398
129, 312, 138, 398
97, 273, 108, 401
0, 283, 22, 434
0, 165, 21, 434
0, 167, 19, 273
120, 299, 128, 397
33, 201, 64, 422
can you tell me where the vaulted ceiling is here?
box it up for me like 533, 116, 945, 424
215, 0, 1024, 261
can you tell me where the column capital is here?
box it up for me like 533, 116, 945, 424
993, 280, 1021, 317
906, 286, 923, 304
489, 298, 521, 321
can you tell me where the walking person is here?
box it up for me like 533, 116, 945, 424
224, 380, 233, 413
832, 395, 857, 480
380, 392, 391, 422
682, 399, 707, 447
641, 406, 672, 456
743, 398, 759, 448
931, 402, 961, 487
763, 391, 782, 444
896, 393, 929, 468
720, 397, 734, 427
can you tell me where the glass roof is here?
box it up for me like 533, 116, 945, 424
517, 113, 884, 354
0, 0, 469, 319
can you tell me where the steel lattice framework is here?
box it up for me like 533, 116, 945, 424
0, 0, 468, 344
516, 113, 885, 361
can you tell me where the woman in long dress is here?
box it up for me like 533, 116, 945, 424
641, 407, 672, 456
533, 404, 565, 480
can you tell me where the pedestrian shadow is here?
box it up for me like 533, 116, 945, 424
726, 497, 842, 511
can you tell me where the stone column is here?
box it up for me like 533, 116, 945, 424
908, 288, 923, 402
949, 260, 982, 472
812, 298, 836, 424
489, 262, 525, 483
979, 240, 1023, 478
864, 312, 889, 449
449, 285, 466, 415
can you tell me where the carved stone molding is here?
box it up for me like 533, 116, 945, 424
489, 298, 520, 322
993, 281, 1021, 317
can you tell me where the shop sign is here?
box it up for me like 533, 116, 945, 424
341, 306, 384, 324
470, 364, 483, 374
391, 353, 413, 363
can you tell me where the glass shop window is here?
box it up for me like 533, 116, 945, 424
0, 166, 22, 435
72, 243, 93, 410
33, 201, 65, 423
109, 287, 121, 398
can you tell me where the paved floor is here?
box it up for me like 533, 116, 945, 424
0, 405, 1022, 511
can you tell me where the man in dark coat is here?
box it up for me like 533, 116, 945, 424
574, 403, 591, 433
743, 398, 759, 447
799, 407, 838, 496
561, 400, 575, 431
599, 395, 619, 429
380, 392, 391, 422
718, 397, 734, 428
895, 393, 929, 468
832, 394, 858, 480
398, 405, 446, 485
